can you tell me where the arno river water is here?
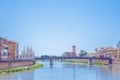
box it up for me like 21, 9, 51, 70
0, 61, 120, 80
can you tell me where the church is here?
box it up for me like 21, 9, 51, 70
20, 46, 35, 60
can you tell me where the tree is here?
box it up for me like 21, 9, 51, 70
79, 50, 87, 57
62, 52, 66, 57
41, 55, 50, 58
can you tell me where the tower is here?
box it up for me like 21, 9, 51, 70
72, 45, 76, 57
95, 48, 98, 53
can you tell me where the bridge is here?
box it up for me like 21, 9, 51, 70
35, 56, 112, 65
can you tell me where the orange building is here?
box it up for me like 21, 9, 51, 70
8, 41, 18, 60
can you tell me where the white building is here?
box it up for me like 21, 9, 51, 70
0, 37, 9, 60
20, 46, 35, 60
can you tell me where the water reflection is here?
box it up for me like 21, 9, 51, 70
50, 65, 53, 68
0, 70, 34, 80
73, 66, 76, 80
94, 65, 120, 80
20, 71, 34, 80
62, 63, 77, 68
63, 63, 77, 80
62, 63, 120, 80
0, 74, 17, 80
110, 65, 120, 80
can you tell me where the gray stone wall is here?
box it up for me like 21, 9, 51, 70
0, 60, 35, 70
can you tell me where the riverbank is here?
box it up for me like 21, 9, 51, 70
61, 60, 87, 64
0, 63, 43, 74
61, 60, 104, 65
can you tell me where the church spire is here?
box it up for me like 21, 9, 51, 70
23, 46, 25, 52
27, 46, 29, 52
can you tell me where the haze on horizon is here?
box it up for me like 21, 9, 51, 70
0, 0, 120, 56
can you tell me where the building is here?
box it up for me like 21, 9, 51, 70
0, 37, 18, 60
95, 47, 117, 58
8, 41, 18, 60
0, 37, 9, 60
117, 41, 120, 59
72, 45, 76, 57
87, 52, 98, 57
20, 46, 35, 60
63, 52, 73, 57
64, 45, 76, 57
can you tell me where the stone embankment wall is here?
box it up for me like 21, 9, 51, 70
75, 59, 88, 63
70, 59, 109, 65
93, 59, 109, 64
0, 60, 35, 70
112, 58, 120, 64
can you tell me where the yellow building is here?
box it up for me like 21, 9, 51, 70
96, 47, 118, 58
106, 48, 117, 58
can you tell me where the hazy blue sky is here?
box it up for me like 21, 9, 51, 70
0, 0, 120, 56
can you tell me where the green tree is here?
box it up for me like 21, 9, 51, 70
79, 50, 87, 57
62, 52, 66, 57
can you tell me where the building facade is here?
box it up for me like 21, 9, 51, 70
8, 41, 18, 60
20, 47, 35, 60
72, 45, 76, 57
87, 52, 98, 57
96, 47, 117, 58
0, 37, 9, 60
0, 37, 18, 60
117, 41, 120, 59
64, 45, 76, 57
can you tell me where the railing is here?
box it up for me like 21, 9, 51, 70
35, 56, 112, 60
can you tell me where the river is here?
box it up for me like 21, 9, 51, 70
0, 61, 120, 80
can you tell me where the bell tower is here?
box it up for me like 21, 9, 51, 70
72, 45, 76, 57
